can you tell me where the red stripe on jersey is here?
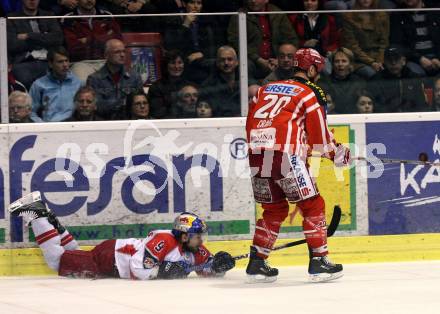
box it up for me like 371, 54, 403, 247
60, 234, 74, 246
36, 229, 58, 245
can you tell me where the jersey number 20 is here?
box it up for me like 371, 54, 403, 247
254, 95, 292, 119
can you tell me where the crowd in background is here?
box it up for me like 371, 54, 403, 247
2, 0, 440, 123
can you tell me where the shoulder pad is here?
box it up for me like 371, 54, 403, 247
304, 80, 328, 107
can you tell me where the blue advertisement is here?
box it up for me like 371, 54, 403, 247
367, 121, 440, 235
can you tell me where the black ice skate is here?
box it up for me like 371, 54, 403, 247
8, 191, 64, 232
308, 256, 343, 283
246, 246, 278, 283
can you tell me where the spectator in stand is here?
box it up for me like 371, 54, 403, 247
99, 0, 158, 32
325, 93, 336, 114
8, 91, 33, 123
67, 86, 103, 121
262, 43, 297, 84
319, 47, 366, 113
201, 46, 240, 117
368, 46, 428, 112
8, 64, 27, 93
87, 39, 143, 120
148, 50, 191, 119
1, 0, 22, 15
196, 100, 213, 118
354, 90, 375, 113
163, 0, 219, 83
228, 0, 298, 81
30, 47, 82, 122
126, 92, 151, 119
342, 0, 389, 79
289, 0, 340, 62
390, 0, 440, 76
433, 77, 440, 111
324, 0, 398, 9
61, 0, 122, 82
170, 84, 199, 118
7, 0, 64, 89
201, 1, 240, 45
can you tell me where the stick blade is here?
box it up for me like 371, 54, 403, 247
327, 205, 342, 237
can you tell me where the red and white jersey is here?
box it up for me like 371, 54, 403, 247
114, 230, 212, 280
246, 77, 335, 156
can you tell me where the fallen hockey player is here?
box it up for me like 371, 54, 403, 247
9, 191, 235, 280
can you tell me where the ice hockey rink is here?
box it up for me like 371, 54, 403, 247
1, 261, 439, 314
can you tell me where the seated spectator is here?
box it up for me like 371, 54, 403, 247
100, 0, 158, 32
355, 90, 375, 113
433, 77, 440, 111
170, 84, 199, 118
196, 100, 213, 118
342, 0, 389, 79
319, 47, 366, 113
101, 0, 158, 15
289, 0, 340, 59
262, 43, 297, 85
87, 39, 143, 120
324, 0, 398, 9
390, 0, 440, 76
368, 46, 428, 112
8, 91, 33, 123
126, 92, 150, 119
8, 64, 27, 93
325, 93, 336, 114
1, 0, 22, 15
7, 0, 64, 89
37, 0, 83, 15
201, 46, 240, 117
163, 0, 218, 84
148, 50, 191, 119
202, 1, 240, 45
67, 86, 103, 121
62, 0, 122, 82
30, 47, 82, 122
228, 0, 298, 81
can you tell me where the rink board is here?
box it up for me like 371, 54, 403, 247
0, 113, 440, 275
1, 233, 440, 276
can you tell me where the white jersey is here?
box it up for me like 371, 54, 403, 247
114, 230, 212, 280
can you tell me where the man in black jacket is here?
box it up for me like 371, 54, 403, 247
369, 46, 428, 112
201, 46, 240, 117
7, 0, 64, 88
390, 0, 440, 76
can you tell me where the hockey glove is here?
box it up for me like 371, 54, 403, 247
211, 251, 236, 274
332, 143, 352, 168
157, 261, 188, 280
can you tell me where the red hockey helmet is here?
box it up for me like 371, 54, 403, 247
293, 48, 325, 73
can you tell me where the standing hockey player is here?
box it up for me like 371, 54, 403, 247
9, 191, 235, 280
245, 48, 351, 283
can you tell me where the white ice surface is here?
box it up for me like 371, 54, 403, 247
1, 261, 440, 314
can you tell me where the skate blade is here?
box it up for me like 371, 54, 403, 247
246, 274, 278, 284
8, 191, 42, 213
309, 271, 343, 283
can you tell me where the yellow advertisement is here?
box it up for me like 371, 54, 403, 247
255, 125, 356, 233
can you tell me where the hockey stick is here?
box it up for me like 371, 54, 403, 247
232, 205, 342, 261
310, 154, 440, 167
353, 156, 440, 167
185, 206, 342, 273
